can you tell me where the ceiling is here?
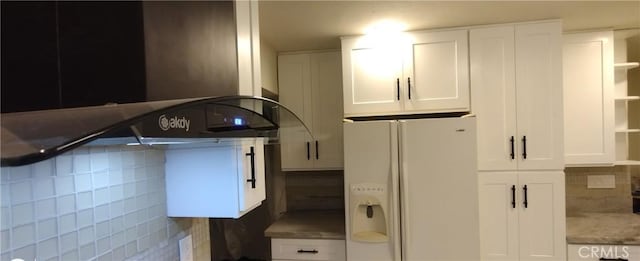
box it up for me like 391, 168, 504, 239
259, 1, 640, 52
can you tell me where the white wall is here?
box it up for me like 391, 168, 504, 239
261, 40, 279, 95
0, 145, 210, 261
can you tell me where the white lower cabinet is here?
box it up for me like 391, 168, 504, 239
165, 139, 266, 218
567, 244, 640, 261
478, 171, 566, 261
271, 238, 346, 261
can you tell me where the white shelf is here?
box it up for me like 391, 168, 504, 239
615, 96, 640, 101
616, 129, 640, 133
614, 62, 639, 70
615, 160, 640, 166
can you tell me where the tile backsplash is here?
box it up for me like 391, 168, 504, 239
565, 166, 633, 215
0, 145, 210, 261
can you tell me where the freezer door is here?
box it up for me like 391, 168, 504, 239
344, 120, 401, 261
399, 118, 480, 261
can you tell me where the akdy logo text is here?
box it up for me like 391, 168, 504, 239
158, 115, 191, 131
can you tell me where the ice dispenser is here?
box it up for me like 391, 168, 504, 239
349, 183, 389, 243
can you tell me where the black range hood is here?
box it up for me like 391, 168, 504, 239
1, 96, 312, 166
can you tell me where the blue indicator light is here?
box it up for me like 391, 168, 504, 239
234, 118, 243, 126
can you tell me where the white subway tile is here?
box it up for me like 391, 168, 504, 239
12, 202, 34, 226
149, 205, 164, 219
73, 147, 89, 155
12, 223, 35, 248
138, 234, 150, 252
108, 152, 123, 170
33, 160, 54, 178
135, 181, 147, 195
1, 229, 9, 252
74, 174, 92, 192
58, 213, 76, 234
125, 240, 138, 258
1, 184, 10, 207
133, 152, 145, 167
112, 245, 125, 260
110, 216, 124, 234
0, 207, 9, 230
38, 218, 57, 241
95, 221, 110, 239
137, 222, 148, 237
37, 237, 58, 261
122, 169, 135, 183
97, 237, 110, 255
61, 249, 78, 261
134, 167, 146, 181
10, 181, 33, 204
108, 170, 123, 185
60, 231, 77, 253
110, 200, 124, 217
10, 165, 32, 181
94, 188, 110, 206
36, 198, 56, 220
122, 151, 135, 168
57, 194, 76, 214
77, 209, 93, 228
93, 171, 109, 189
55, 155, 73, 176
78, 226, 94, 246
145, 149, 165, 165
136, 209, 148, 225
91, 153, 109, 172
96, 251, 112, 261
109, 185, 123, 201
34, 178, 55, 200
124, 212, 137, 229
125, 226, 137, 242
136, 195, 148, 212
55, 176, 74, 195
123, 197, 136, 214
94, 204, 109, 223
111, 231, 125, 248
148, 217, 164, 233
90, 146, 106, 154
73, 155, 91, 174
76, 191, 92, 210
13, 244, 36, 261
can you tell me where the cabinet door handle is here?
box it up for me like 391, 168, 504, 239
297, 249, 319, 254
522, 136, 527, 159
510, 136, 515, 160
396, 78, 400, 101
306, 142, 310, 160
511, 185, 516, 209
315, 140, 319, 160
523, 185, 528, 208
245, 146, 256, 189
407, 77, 412, 100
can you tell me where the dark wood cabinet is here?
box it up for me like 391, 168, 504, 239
1, 1, 146, 113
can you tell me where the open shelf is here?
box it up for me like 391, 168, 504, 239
614, 62, 639, 70
615, 96, 640, 101
616, 129, 640, 133
615, 160, 640, 166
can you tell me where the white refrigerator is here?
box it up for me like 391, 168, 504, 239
344, 117, 480, 261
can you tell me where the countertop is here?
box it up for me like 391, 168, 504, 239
264, 210, 346, 240
566, 212, 640, 245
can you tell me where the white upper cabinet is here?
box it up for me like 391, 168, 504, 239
563, 31, 615, 166
165, 139, 266, 218
342, 29, 470, 117
235, 0, 262, 96
471, 21, 564, 171
403, 30, 470, 113
279, 51, 344, 171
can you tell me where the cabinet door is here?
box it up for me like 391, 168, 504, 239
562, 31, 615, 166
517, 172, 566, 261
240, 140, 266, 214
470, 26, 518, 171
478, 172, 519, 261
514, 22, 564, 170
278, 54, 314, 170
342, 37, 403, 117
311, 52, 344, 169
403, 29, 470, 113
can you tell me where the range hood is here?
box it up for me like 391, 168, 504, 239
1, 96, 312, 167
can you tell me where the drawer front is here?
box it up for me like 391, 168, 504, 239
271, 238, 346, 261
568, 244, 640, 261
